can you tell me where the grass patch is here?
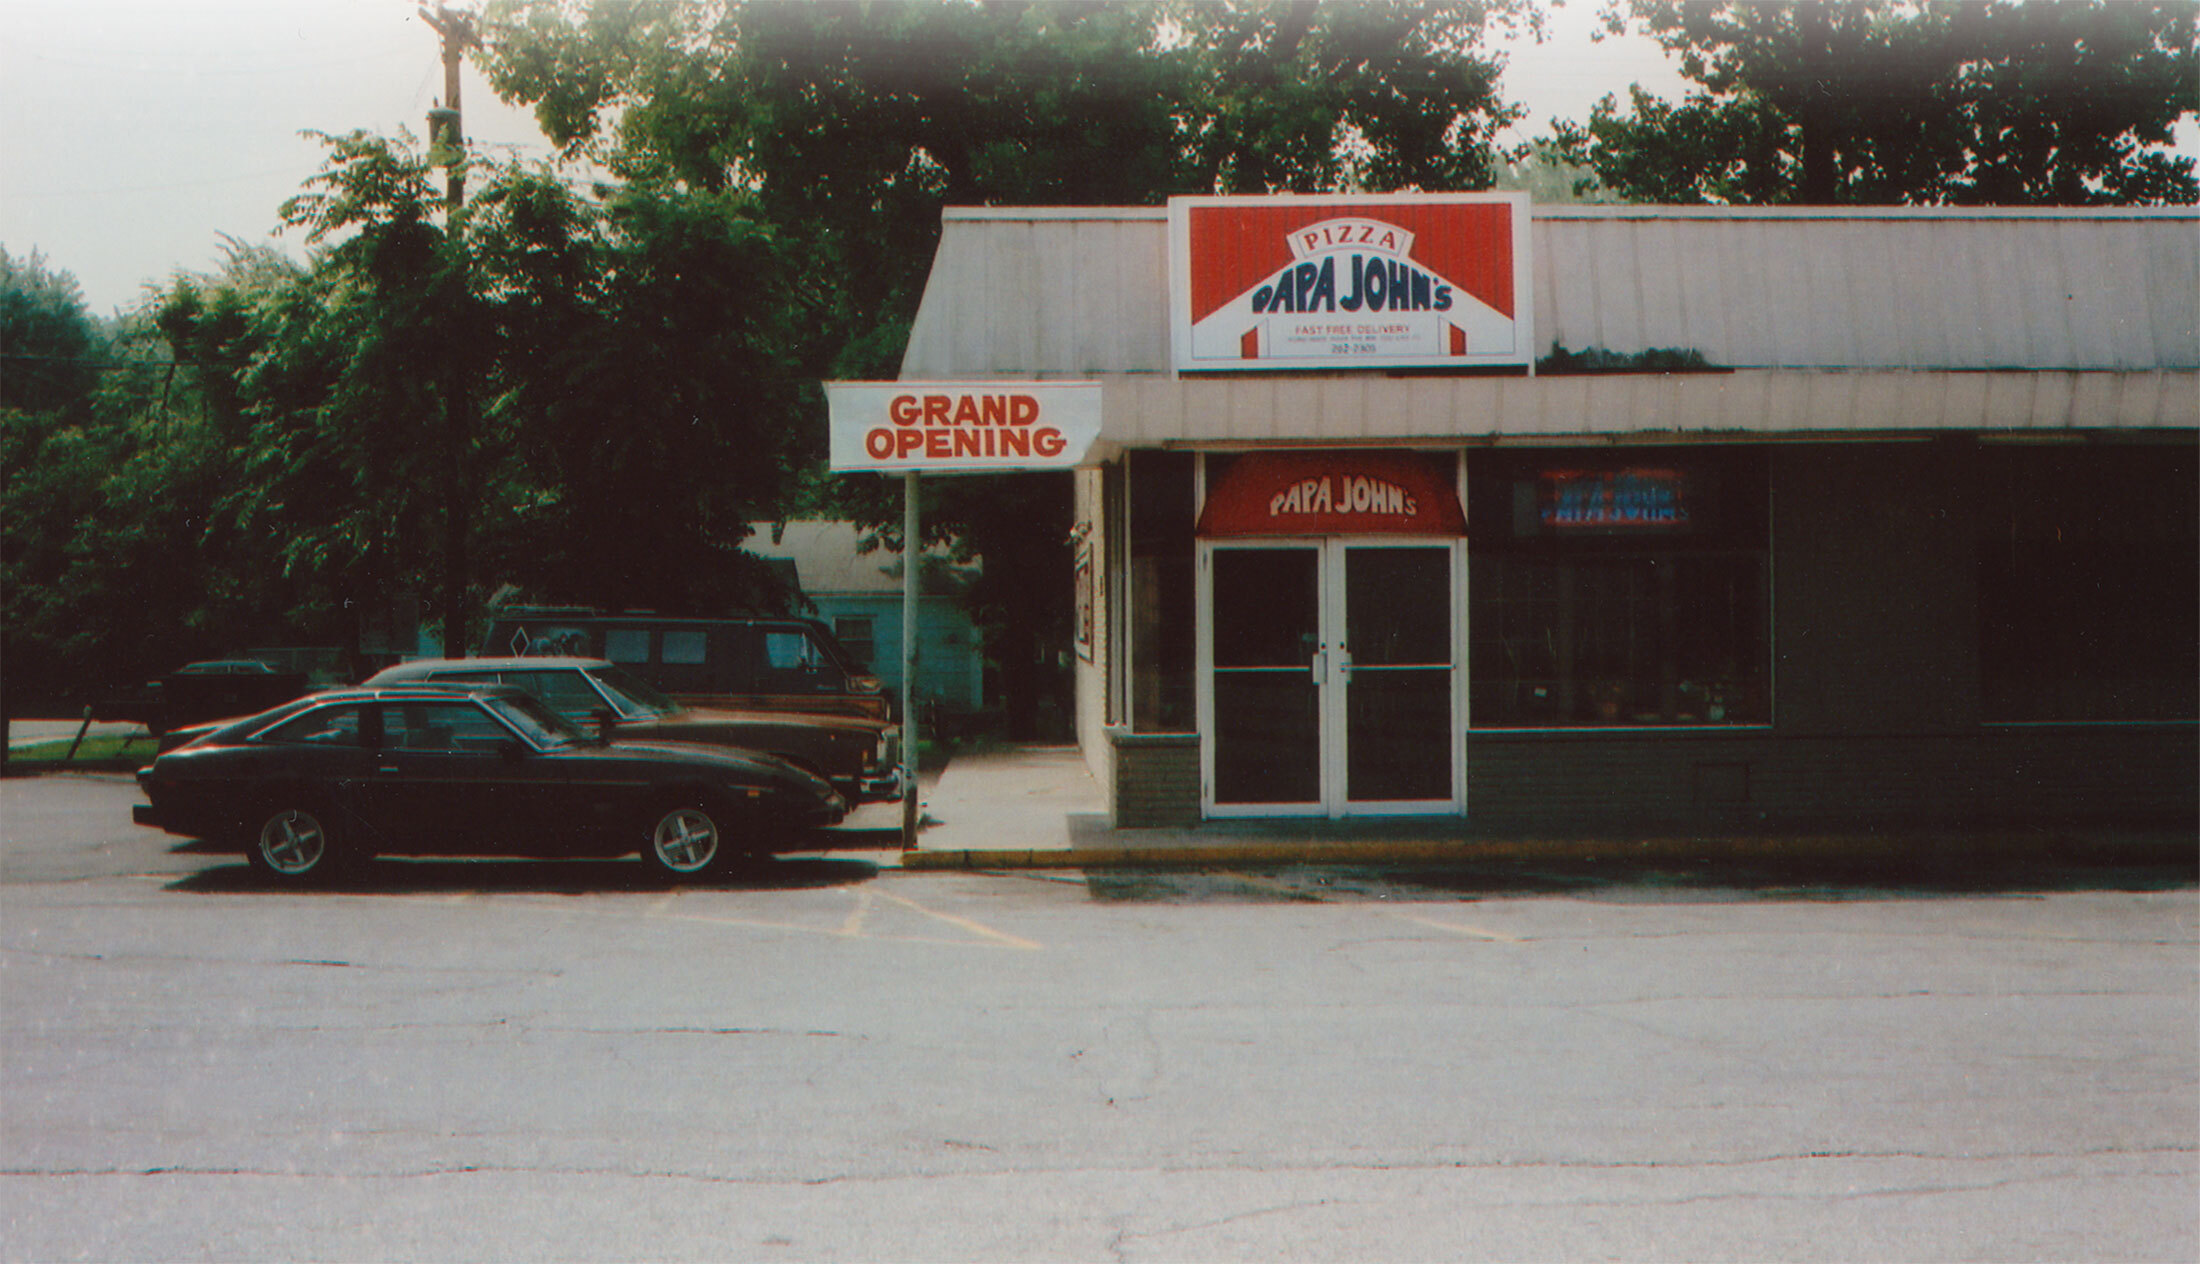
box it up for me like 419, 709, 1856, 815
6, 732, 158, 772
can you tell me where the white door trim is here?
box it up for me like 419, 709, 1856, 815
1199, 536, 1464, 819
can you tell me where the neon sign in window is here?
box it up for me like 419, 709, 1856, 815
1537, 468, 1691, 531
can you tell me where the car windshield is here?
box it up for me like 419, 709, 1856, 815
585, 665, 681, 717
486, 692, 589, 749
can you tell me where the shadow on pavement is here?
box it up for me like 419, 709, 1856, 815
165, 853, 883, 896
1082, 842, 2197, 904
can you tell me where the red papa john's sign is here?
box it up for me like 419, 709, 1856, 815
1197, 452, 1465, 538
825, 381, 1103, 474
1168, 193, 1532, 373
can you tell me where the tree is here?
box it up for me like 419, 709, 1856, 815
480, 0, 1536, 735
470, 171, 812, 614
272, 129, 496, 651
205, 132, 812, 637
1556, 0, 2199, 205
487, 0, 1531, 342
2, 249, 108, 736
3, 246, 314, 718
1, 247, 102, 416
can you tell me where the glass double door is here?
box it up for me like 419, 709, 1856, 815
1201, 539, 1461, 816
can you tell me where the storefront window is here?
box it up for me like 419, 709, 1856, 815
1978, 443, 2197, 723
1469, 449, 1769, 728
1130, 450, 1197, 731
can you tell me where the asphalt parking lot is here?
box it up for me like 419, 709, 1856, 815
4, 772, 2196, 1262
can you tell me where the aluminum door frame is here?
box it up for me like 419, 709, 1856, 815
1198, 536, 1465, 819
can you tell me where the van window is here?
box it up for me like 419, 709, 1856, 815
603, 629, 650, 664
513, 624, 592, 657
762, 629, 845, 693
662, 629, 709, 665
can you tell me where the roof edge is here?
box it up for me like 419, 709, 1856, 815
939, 202, 2198, 223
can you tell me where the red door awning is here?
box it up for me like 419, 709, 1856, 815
1197, 452, 1465, 537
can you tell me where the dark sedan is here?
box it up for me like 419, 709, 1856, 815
133, 683, 847, 883
363, 657, 906, 804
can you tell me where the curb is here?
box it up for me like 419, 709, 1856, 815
898, 831, 2199, 871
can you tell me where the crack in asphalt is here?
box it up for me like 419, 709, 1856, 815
0, 945, 566, 977
10, 1143, 2190, 1185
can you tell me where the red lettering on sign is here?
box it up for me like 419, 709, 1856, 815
889, 396, 920, 425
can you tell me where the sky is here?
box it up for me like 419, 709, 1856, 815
0, 0, 1993, 318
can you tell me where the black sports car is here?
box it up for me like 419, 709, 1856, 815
133, 683, 847, 882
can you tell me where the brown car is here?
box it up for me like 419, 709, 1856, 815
363, 657, 904, 804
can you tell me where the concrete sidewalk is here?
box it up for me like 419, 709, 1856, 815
893, 743, 2197, 874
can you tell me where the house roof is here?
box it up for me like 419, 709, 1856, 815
747, 521, 978, 598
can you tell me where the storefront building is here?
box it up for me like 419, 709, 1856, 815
897, 199, 2198, 834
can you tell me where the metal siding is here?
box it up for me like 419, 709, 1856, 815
1100, 369, 2197, 444
2146, 223, 2200, 367
2063, 221, 2119, 368
903, 207, 2199, 387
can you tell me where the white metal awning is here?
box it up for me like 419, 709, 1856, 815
1083, 369, 2199, 453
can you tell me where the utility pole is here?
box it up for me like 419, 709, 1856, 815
421, 3, 479, 655
421, 3, 476, 211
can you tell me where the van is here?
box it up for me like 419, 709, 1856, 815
480, 612, 891, 722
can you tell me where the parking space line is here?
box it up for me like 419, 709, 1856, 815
1377, 907, 1521, 942
841, 888, 874, 937
869, 888, 1043, 951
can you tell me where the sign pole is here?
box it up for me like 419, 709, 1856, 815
820, 381, 1102, 853
900, 470, 920, 851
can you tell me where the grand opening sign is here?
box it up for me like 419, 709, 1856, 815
1168, 193, 1532, 373
825, 381, 1103, 473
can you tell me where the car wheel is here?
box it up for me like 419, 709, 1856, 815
248, 805, 345, 881
643, 805, 723, 880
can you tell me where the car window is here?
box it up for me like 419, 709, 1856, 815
485, 693, 585, 749
424, 670, 500, 687
259, 704, 366, 746
583, 665, 678, 718
384, 701, 512, 753
508, 669, 611, 717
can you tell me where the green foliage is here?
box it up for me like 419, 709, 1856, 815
483, 0, 1532, 343
11, 0, 1550, 734
480, 0, 1536, 734
3, 246, 306, 708
1536, 343, 1716, 373
1, 247, 102, 415
473, 172, 810, 613
1557, 0, 2199, 205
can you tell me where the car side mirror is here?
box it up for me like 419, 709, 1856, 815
593, 709, 617, 745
